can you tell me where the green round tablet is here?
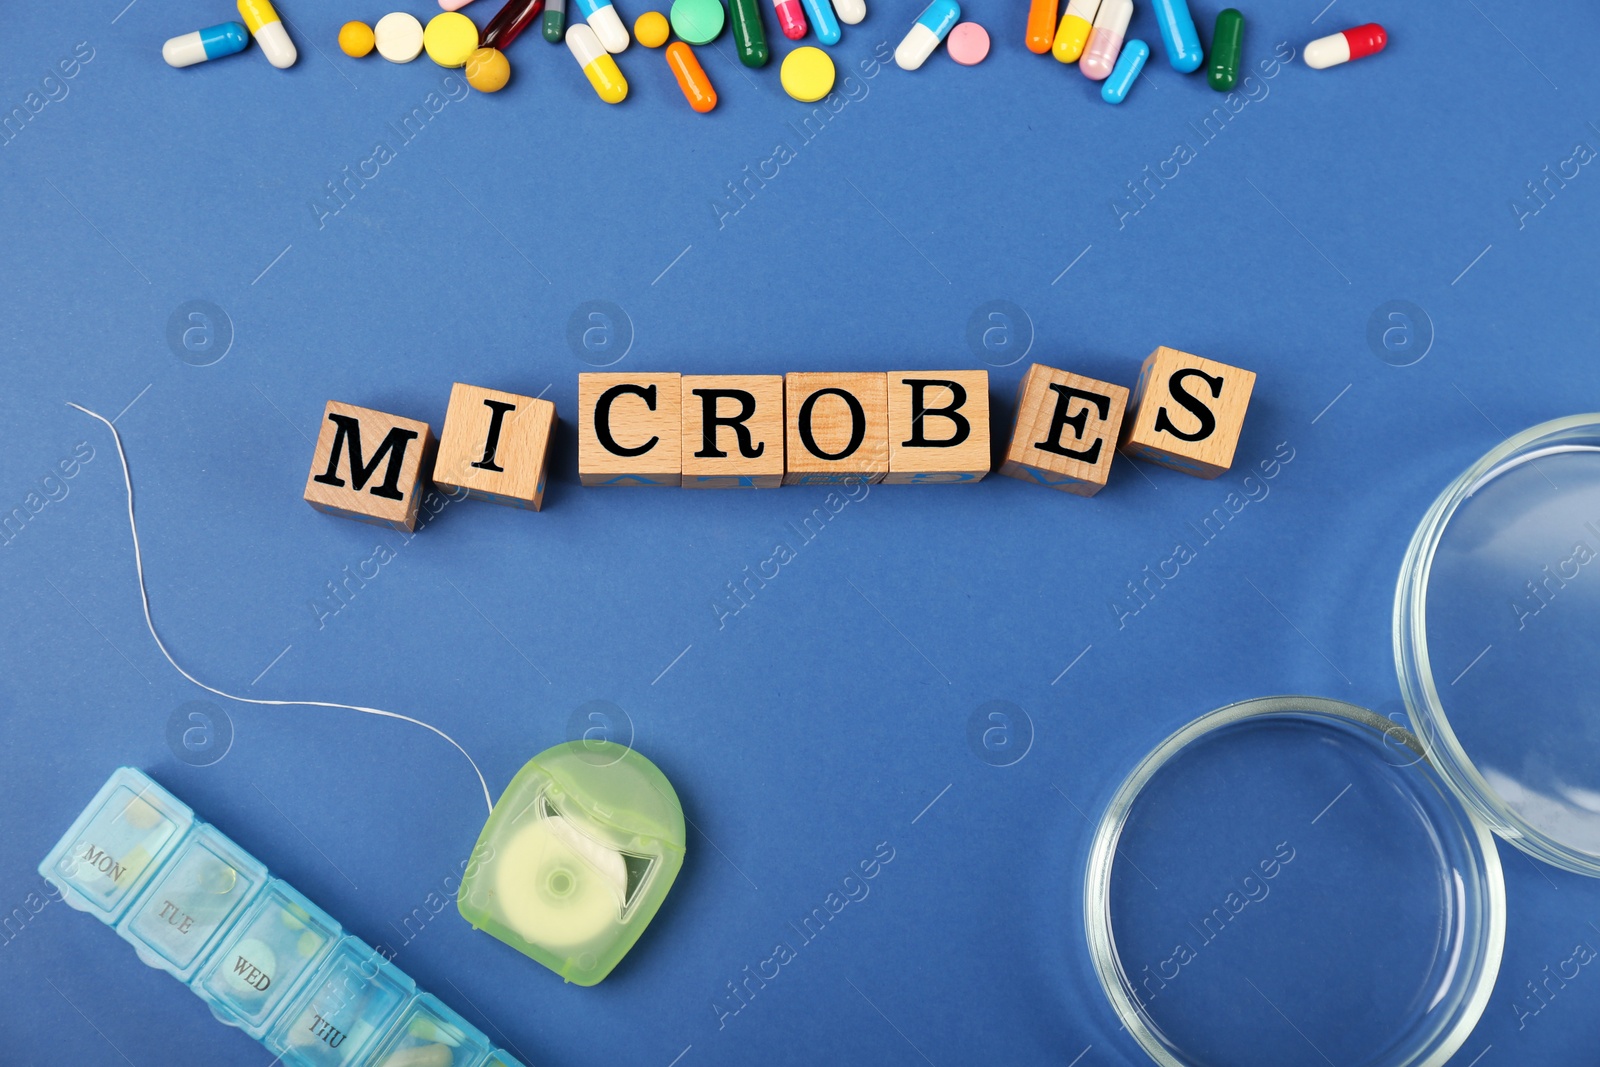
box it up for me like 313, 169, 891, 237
670, 0, 725, 45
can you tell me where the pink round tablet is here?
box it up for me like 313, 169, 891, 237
947, 22, 989, 65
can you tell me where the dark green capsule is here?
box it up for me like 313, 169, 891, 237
543, 0, 567, 43
730, 0, 770, 67
1207, 8, 1243, 91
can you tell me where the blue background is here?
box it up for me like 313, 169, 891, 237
3, 0, 1599, 1063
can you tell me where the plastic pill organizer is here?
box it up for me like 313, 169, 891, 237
40, 767, 525, 1067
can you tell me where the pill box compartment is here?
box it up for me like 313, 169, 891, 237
268, 935, 416, 1067
115, 821, 268, 981
457, 740, 686, 986
194, 879, 341, 1038
38, 767, 193, 920
365, 993, 492, 1067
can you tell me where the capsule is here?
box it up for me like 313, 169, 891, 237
800, 0, 841, 44
1305, 22, 1386, 69
482, 0, 548, 49
1149, 0, 1201, 72
729, 0, 770, 64
163, 21, 249, 67
574, 0, 630, 52
895, 0, 959, 70
664, 42, 717, 111
1080, 0, 1130, 79
1101, 37, 1146, 102
773, 0, 807, 41
1026, 0, 1058, 54
833, 0, 866, 26
237, 0, 296, 68
567, 22, 628, 100
1207, 8, 1242, 90
1051, 0, 1097, 62
543, 0, 567, 42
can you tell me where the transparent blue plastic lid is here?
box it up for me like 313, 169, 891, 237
1397, 415, 1600, 876
1086, 697, 1503, 1067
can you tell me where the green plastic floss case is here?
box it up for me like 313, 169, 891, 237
1087, 415, 1600, 1067
40, 767, 527, 1067
457, 740, 687, 985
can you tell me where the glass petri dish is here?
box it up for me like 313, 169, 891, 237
1396, 415, 1600, 875
1085, 696, 1503, 1067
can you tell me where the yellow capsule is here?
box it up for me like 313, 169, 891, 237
1051, 0, 1097, 62
237, 0, 298, 67
566, 23, 628, 103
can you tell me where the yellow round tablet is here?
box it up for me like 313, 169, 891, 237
780, 46, 835, 103
338, 20, 375, 57
424, 11, 479, 67
634, 11, 671, 48
465, 47, 511, 91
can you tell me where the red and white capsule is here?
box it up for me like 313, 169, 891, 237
1304, 22, 1386, 69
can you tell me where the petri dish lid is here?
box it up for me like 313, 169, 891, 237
1396, 415, 1600, 875
1085, 696, 1503, 1067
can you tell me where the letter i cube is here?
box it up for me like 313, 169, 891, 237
304, 401, 436, 532
1120, 347, 1256, 479
433, 383, 558, 510
999, 363, 1128, 497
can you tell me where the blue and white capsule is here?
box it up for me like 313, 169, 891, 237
1101, 38, 1148, 103
1150, 0, 1202, 72
895, 0, 960, 70
574, 0, 631, 53
801, 0, 842, 44
163, 21, 250, 68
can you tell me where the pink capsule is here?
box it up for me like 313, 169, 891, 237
1081, 0, 1132, 80
773, 0, 807, 38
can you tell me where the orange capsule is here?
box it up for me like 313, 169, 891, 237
1025, 0, 1058, 53
665, 41, 716, 113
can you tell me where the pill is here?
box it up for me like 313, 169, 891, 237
544, 0, 567, 41
223, 938, 277, 994
439, 0, 475, 8
566, 23, 628, 101
799, 0, 841, 44
465, 46, 512, 90
124, 795, 162, 830
338, 20, 376, 56
408, 1017, 462, 1045
772, 0, 807, 42
634, 10, 670, 46
666, 41, 717, 111
296, 930, 320, 956
728, 0, 770, 65
780, 45, 834, 100
1304, 22, 1386, 69
481, 0, 546, 49
199, 860, 239, 895
163, 22, 250, 67
238, 0, 297, 67
424, 11, 479, 65
1149, 0, 1201, 72
894, 0, 959, 71
575, 0, 630, 51
946, 21, 988, 65
375, 12, 426, 61
670, 0, 725, 44
1025, 0, 1057, 54
1207, 8, 1241, 90
833, 0, 866, 26
1050, 0, 1096, 62
382, 1043, 453, 1067
1101, 37, 1146, 102
1078, 0, 1129, 79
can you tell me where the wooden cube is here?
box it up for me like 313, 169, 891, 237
577, 373, 683, 486
433, 383, 557, 510
885, 370, 991, 484
681, 375, 785, 488
304, 401, 436, 531
783, 373, 889, 485
998, 364, 1128, 497
1120, 347, 1256, 479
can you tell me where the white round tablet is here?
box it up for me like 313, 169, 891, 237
374, 12, 426, 63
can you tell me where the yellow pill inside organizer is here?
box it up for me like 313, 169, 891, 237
424, 11, 480, 67
781, 46, 835, 102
